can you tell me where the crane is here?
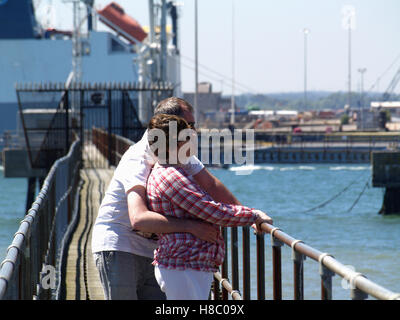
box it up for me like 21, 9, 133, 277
382, 66, 400, 101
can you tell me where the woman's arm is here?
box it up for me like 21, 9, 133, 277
160, 167, 272, 227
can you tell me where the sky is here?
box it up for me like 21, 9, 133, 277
40, 0, 400, 96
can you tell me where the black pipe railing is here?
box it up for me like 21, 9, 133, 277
0, 139, 81, 300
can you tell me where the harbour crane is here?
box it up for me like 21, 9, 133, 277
382, 66, 400, 101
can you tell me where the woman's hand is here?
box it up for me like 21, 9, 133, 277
252, 210, 273, 234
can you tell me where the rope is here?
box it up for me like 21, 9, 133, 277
347, 178, 370, 213
300, 171, 368, 214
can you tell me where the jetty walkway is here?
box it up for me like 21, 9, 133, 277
64, 168, 112, 300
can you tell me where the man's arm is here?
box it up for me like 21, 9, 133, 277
192, 167, 241, 205
127, 185, 219, 243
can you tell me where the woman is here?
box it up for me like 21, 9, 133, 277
146, 114, 272, 300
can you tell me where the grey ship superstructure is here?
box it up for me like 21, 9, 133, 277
0, 0, 181, 141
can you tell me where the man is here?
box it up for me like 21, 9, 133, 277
91, 97, 272, 300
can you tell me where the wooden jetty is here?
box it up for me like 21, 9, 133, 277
63, 142, 113, 300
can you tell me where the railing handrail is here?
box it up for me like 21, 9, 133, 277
0, 139, 81, 300
259, 222, 400, 300
213, 222, 400, 300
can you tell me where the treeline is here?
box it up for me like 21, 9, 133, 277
233, 91, 400, 111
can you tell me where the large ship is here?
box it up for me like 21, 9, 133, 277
0, 0, 181, 143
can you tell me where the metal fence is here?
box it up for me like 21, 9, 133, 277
0, 139, 81, 300
15, 81, 173, 170
91, 127, 134, 167
255, 132, 400, 147
212, 223, 400, 300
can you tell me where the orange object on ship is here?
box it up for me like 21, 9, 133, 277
97, 2, 147, 43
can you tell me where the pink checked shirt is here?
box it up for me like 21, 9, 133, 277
146, 165, 259, 272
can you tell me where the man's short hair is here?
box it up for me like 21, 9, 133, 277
154, 97, 194, 116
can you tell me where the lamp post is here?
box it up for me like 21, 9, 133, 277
194, 0, 199, 124
358, 68, 367, 130
303, 28, 309, 111
342, 6, 356, 110
230, 0, 235, 126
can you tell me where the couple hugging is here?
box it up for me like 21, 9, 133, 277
91, 97, 273, 300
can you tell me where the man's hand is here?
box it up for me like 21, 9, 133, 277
252, 210, 273, 234
187, 220, 220, 244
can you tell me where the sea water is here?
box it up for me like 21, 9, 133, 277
0, 166, 27, 261
0, 164, 399, 300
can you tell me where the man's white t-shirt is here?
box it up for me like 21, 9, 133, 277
91, 131, 204, 258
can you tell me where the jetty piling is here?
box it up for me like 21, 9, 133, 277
372, 150, 400, 214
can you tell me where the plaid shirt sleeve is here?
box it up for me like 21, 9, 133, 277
160, 167, 258, 227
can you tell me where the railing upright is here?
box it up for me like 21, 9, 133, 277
271, 228, 283, 300
292, 240, 305, 300
256, 232, 265, 300
242, 226, 251, 299
231, 227, 239, 292
221, 227, 229, 300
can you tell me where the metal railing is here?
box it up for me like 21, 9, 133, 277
252, 132, 400, 154
0, 139, 81, 300
212, 223, 400, 300
91, 127, 135, 167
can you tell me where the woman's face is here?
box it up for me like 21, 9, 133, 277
177, 132, 196, 164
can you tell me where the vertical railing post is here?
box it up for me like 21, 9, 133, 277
213, 276, 220, 300
231, 227, 239, 292
291, 240, 305, 300
221, 227, 228, 300
350, 274, 368, 300
65, 90, 69, 152
107, 89, 112, 168
319, 253, 335, 300
122, 91, 127, 137
256, 232, 265, 300
24, 239, 32, 299
242, 226, 251, 300
270, 228, 283, 300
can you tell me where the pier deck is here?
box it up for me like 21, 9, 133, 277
64, 168, 113, 300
